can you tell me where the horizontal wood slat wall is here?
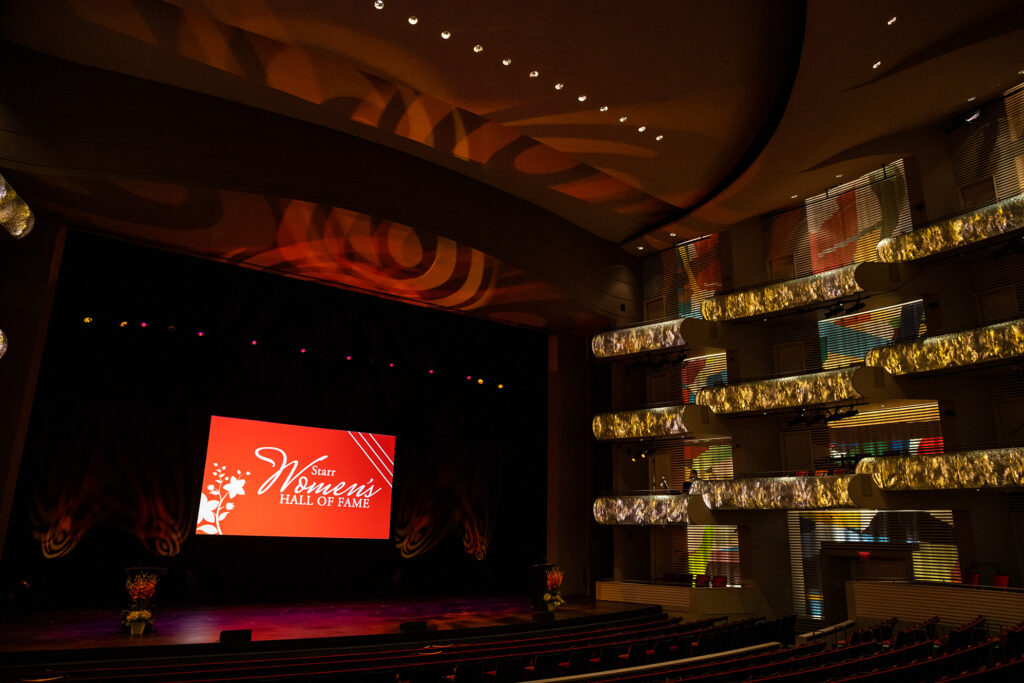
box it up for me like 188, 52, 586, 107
849, 580, 1024, 629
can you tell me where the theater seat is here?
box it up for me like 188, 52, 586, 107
695, 574, 710, 587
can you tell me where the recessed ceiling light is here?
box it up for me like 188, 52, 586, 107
529, 70, 539, 78
655, 134, 664, 141
637, 245, 645, 251
554, 82, 564, 90
502, 58, 512, 66
599, 105, 609, 112
637, 126, 646, 132
1019, 69, 1024, 76
619, 116, 628, 123
473, 44, 483, 53
836, 174, 843, 178
407, 15, 418, 25
872, 60, 882, 69
669, 232, 677, 237
373, 0, 383, 8
790, 194, 798, 199
967, 96, 976, 102
578, 95, 587, 102
887, 16, 897, 25
441, 30, 451, 39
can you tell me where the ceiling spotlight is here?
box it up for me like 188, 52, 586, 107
477, 378, 484, 384
637, 245, 645, 251
473, 44, 483, 53
83, 316, 93, 323
300, 348, 307, 353
374, 0, 383, 8
140, 322, 148, 328
638, 126, 647, 132
791, 194, 799, 199
887, 16, 897, 25
441, 30, 451, 39
554, 82, 564, 90
599, 105, 609, 112
407, 15, 418, 25
967, 96, 976, 102
578, 95, 587, 102
655, 134, 664, 141
631, 456, 637, 463
502, 58, 511, 66
197, 331, 204, 337
965, 109, 982, 123
251, 339, 257, 345
497, 384, 504, 389
669, 232, 677, 237
835, 173, 843, 178
872, 61, 882, 69
619, 116, 628, 123
119, 321, 128, 327
529, 70, 539, 78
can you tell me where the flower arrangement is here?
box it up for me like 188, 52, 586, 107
122, 571, 158, 632
543, 566, 565, 608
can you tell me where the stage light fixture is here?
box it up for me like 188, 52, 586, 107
346, 355, 352, 360
300, 348, 306, 353
388, 362, 395, 367
197, 331, 204, 337
120, 321, 128, 327
428, 369, 434, 374
477, 378, 484, 384
845, 299, 866, 314
83, 317, 93, 323
497, 384, 504, 389
140, 322, 147, 328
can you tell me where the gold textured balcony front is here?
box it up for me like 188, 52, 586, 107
592, 405, 688, 440
0, 173, 35, 239
701, 265, 861, 322
856, 448, 1024, 491
865, 318, 1024, 376
876, 192, 1024, 262
696, 367, 869, 414
593, 495, 689, 525
691, 475, 856, 510
592, 319, 687, 359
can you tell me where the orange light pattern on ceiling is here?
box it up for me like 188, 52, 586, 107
19, 174, 600, 330
65, 0, 680, 236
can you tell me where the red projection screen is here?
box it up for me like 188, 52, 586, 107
196, 416, 396, 539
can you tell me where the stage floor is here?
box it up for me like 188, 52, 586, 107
0, 595, 657, 655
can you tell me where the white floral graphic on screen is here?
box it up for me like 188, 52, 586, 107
196, 462, 250, 535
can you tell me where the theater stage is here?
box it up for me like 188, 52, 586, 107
0, 595, 659, 664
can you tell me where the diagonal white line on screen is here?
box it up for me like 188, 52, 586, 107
356, 432, 393, 477
368, 433, 394, 466
347, 432, 392, 488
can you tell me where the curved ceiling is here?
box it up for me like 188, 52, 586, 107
2, 0, 1023, 330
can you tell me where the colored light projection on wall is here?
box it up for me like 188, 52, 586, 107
686, 442, 734, 482
681, 353, 728, 404
787, 509, 960, 620
677, 235, 723, 320
686, 525, 740, 586
818, 300, 926, 370
766, 161, 911, 278
827, 402, 943, 466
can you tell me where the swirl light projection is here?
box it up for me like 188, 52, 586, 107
0, 173, 35, 239
695, 367, 861, 414
701, 265, 861, 321
865, 318, 1024, 376
592, 319, 687, 358
592, 406, 688, 440
856, 448, 1024, 490
592, 495, 689, 525
876, 193, 1024, 262
691, 476, 856, 510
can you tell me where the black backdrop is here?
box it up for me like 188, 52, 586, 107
2, 231, 548, 608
